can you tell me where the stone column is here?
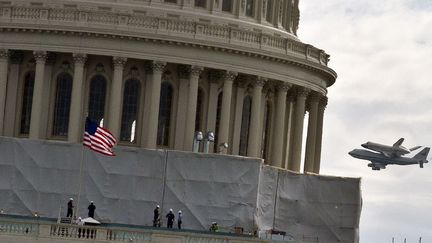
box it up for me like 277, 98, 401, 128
206, 71, 221, 153
313, 96, 327, 174
304, 92, 320, 173
108, 56, 127, 139
29, 51, 47, 140
68, 53, 87, 143
247, 77, 266, 157
0, 49, 9, 135
289, 87, 309, 172
283, 92, 295, 169
271, 82, 290, 167
217, 71, 237, 153
231, 78, 247, 155
145, 61, 166, 149
4, 51, 23, 137
183, 65, 204, 151
174, 65, 189, 150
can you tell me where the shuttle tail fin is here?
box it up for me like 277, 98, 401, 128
393, 138, 404, 147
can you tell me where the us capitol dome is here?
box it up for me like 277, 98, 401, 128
0, 0, 336, 173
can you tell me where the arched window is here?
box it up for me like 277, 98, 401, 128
239, 96, 252, 156
214, 92, 223, 151
52, 73, 73, 137
157, 82, 173, 147
195, 88, 204, 132
120, 79, 140, 143
261, 101, 272, 159
222, 0, 232, 12
88, 75, 107, 125
20, 72, 35, 135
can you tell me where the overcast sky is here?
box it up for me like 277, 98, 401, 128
298, 0, 432, 242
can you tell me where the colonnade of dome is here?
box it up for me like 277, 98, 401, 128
0, 0, 336, 173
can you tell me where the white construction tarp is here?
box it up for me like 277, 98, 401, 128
0, 136, 361, 242
256, 166, 361, 243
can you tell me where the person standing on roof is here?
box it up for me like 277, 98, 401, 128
177, 210, 183, 229
209, 222, 219, 232
66, 198, 74, 217
166, 209, 175, 228
88, 201, 96, 218
153, 205, 160, 227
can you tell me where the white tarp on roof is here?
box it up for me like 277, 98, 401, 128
0, 137, 361, 242
256, 166, 361, 243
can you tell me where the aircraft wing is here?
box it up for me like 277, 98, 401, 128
393, 138, 404, 147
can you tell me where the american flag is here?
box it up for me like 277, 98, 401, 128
84, 118, 117, 156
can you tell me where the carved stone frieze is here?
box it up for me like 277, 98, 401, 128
0, 49, 10, 60
190, 65, 204, 77
277, 82, 291, 92
151, 61, 166, 73
72, 53, 87, 65
33, 51, 47, 63
222, 71, 238, 82
253, 76, 267, 87
112, 56, 127, 68
319, 95, 328, 110
296, 87, 310, 98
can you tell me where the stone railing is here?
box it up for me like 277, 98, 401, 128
0, 219, 39, 236
0, 216, 277, 243
0, 6, 330, 66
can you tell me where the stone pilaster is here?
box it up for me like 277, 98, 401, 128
304, 92, 320, 173
68, 53, 87, 143
108, 56, 127, 139
271, 82, 291, 167
247, 77, 266, 157
217, 71, 237, 154
0, 49, 10, 135
145, 61, 166, 149
313, 96, 327, 174
29, 51, 47, 140
289, 87, 309, 172
183, 65, 204, 151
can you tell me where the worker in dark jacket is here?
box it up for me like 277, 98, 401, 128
177, 210, 183, 229
66, 198, 74, 217
153, 205, 160, 227
166, 209, 175, 228
88, 201, 96, 218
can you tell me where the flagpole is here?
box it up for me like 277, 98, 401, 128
74, 142, 86, 220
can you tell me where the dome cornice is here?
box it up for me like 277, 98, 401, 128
0, 5, 337, 87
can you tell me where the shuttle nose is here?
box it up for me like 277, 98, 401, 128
348, 150, 355, 156
361, 143, 368, 148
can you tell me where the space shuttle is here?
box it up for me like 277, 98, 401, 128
361, 138, 421, 158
